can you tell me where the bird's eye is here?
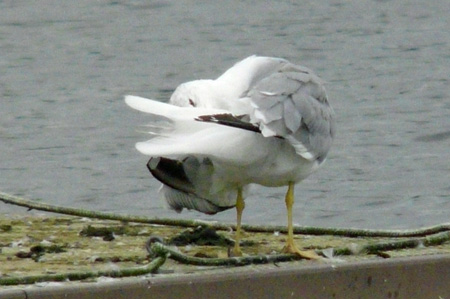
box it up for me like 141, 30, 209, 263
189, 99, 196, 107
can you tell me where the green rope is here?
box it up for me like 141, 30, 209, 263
1, 191, 449, 238
333, 231, 450, 256
150, 242, 299, 266
0, 255, 166, 286
0, 191, 208, 228
149, 231, 450, 266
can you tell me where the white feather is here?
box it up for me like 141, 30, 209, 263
125, 55, 334, 216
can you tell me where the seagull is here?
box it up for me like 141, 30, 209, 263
125, 56, 335, 258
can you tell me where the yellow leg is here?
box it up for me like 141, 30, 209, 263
283, 182, 321, 260
232, 187, 245, 256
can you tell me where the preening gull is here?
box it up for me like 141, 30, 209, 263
125, 55, 335, 258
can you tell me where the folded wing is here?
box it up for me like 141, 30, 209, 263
248, 63, 335, 162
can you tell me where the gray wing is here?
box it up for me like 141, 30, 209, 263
248, 63, 335, 162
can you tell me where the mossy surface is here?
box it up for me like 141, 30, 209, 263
1, 215, 449, 287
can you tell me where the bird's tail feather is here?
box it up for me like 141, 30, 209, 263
125, 95, 227, 120
148, 157, 238, 214
161, 185, 235, 215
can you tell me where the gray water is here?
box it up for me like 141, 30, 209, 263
1, 1, 449, 229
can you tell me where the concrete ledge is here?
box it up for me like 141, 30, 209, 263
1, 254, 449, 299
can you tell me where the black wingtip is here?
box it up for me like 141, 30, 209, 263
196, 113, 262, 133
147, 157, 196, 194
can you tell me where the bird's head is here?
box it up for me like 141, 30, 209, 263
169, 80, 217, 108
